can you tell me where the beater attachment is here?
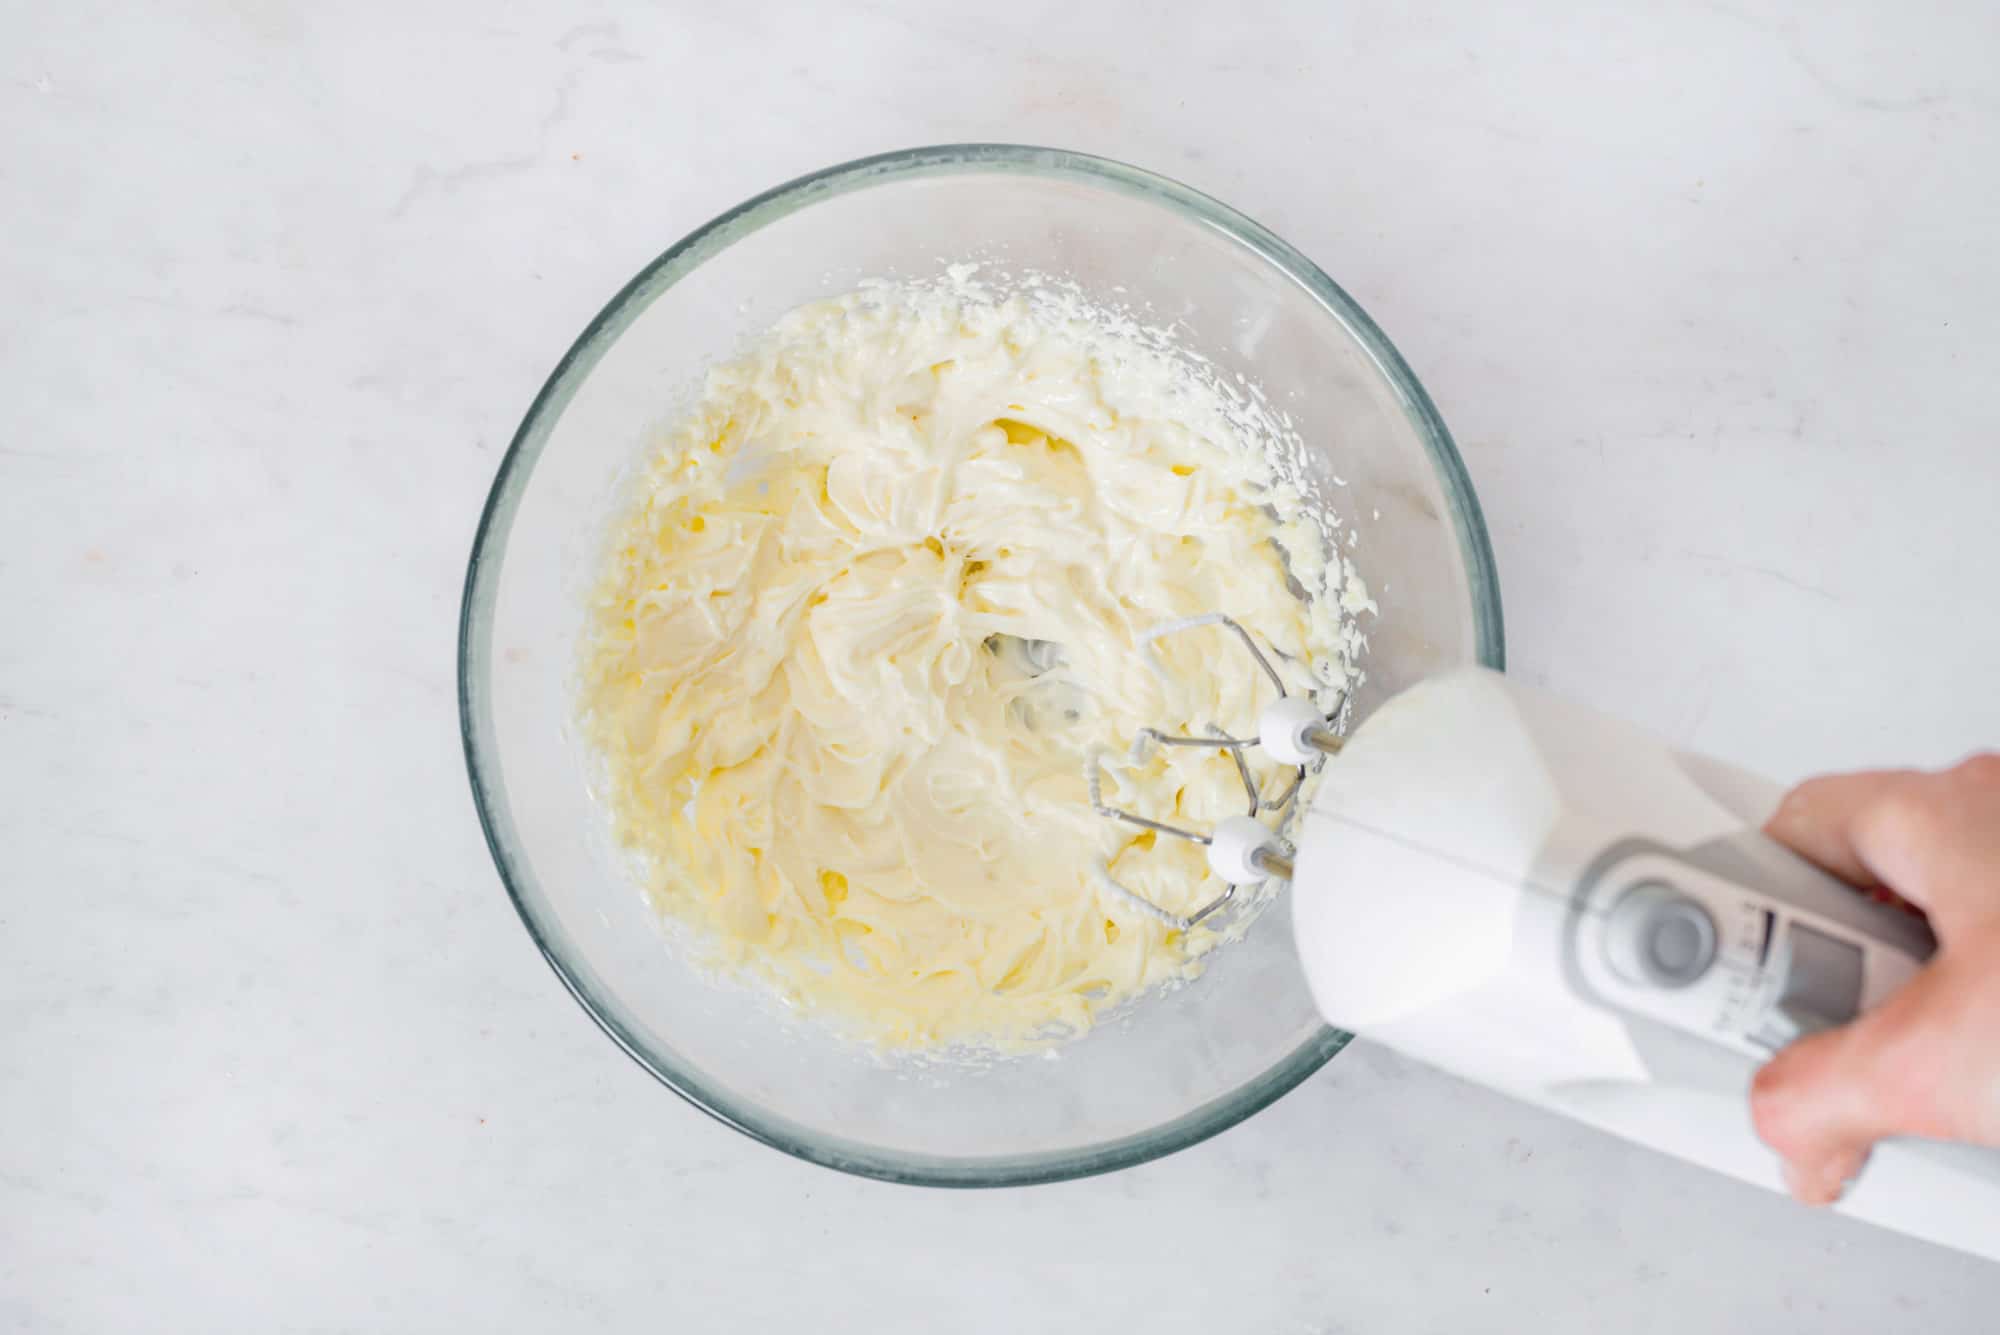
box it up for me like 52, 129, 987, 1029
1086, 614, 1341, 930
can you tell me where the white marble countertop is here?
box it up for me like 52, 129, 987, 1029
6, 2, 1998, 1329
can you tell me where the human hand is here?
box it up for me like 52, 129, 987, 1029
1750, 754, 2000, 1204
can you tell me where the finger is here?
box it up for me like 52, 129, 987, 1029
1763, 769, 1934, 911
1750, 1003, 1910, 1205
1901, 755, 2000, 932
1780, 1143, 1871, 1207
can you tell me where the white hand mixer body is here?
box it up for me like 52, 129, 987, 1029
1092, 622, 2000, 1263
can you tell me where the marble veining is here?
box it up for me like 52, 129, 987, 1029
4, 2, 1997, 1330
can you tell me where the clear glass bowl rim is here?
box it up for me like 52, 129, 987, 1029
458, 143, 1505, 1187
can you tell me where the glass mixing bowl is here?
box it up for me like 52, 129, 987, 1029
459, 145, 1502, 1185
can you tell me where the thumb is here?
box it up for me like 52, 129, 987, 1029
1750, 1010, 1903, 1205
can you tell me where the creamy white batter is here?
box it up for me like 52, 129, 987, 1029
579, 272, 1361, 1048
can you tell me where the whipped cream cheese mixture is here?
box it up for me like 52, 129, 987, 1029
578, 270, 1369, 1049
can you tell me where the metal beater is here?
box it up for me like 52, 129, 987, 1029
1085, 613, 1345, 931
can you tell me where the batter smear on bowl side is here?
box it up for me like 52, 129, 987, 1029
578, 270, 1370, 1049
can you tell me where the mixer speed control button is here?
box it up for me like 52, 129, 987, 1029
1604, 881, 1720, 990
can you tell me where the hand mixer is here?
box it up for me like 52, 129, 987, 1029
1091, 615, 2000, 1263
